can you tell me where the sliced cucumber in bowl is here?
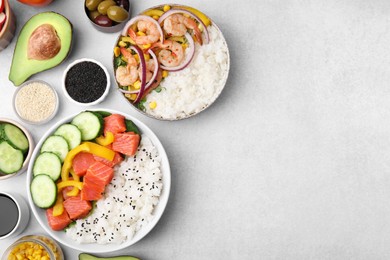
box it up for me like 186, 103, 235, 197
54, 123, 82, 150
30, 174, 57, 208
40, 135, 69, 162
33, 152, 62, 181
0, 123, 29, 153
71, 111, 104, 141
0, 141, 24, 174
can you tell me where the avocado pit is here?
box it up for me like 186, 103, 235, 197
27, 24, 61, 60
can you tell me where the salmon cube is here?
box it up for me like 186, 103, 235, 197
112, 132, 140, 156
104, 114, 126, 134
46, 207, 72, 231
63, 195, 92, 220
72, 152, 96, 176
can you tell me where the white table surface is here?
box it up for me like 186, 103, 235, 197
2, 0, 390, 259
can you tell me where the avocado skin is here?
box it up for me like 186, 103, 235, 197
78, 253, 140, 260
9, 12, 73, 86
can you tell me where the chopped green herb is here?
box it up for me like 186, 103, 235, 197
154, 85, 162, 93
137, 98, 147, 111
114, 56, 127, 68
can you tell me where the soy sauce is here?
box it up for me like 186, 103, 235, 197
0, 194, 19, 237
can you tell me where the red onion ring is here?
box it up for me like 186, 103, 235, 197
141, 69, 163, 100
159, 33, 195, 72
158, 9, 209, 45
130, 45, 146, 104
122, 15, 164, 43
144, 49, 160, 90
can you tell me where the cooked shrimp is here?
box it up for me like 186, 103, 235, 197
154, 40, 184, 67
116, 65, 139, 87
163, 14, 202, 44
129, 19, 161, 45
138, 59, 156, 82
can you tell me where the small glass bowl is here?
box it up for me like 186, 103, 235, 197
0, 118, 34, 180
2, 234, 64, 260
62, 58, 111, 106
13, 80, 59, 125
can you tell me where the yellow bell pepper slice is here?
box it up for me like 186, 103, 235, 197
57, 180, 84, 191
142, 9, 164, 17
66, 169, 81, 197
61, 142, 115, 181
52, 193, 64, 217
96, 132, 114, 146
175, 6, 211, 26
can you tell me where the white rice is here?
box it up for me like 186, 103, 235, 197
65, 135, 162, 244
144, 25, 229, 120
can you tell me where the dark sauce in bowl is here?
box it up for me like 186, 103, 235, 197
0, 194, 19, 237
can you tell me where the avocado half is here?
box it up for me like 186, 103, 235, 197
78, 253, 140, 260
9, 12, 73, 86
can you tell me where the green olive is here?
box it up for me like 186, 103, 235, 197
97, 0, 116, 15
85, 0, 102, 11
107, 6, 128, 22
89, 10, 100, 20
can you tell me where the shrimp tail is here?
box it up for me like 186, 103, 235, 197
193, 27, 203, 45
128, 28, 137, 42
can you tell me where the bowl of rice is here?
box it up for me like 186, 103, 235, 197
26, 109, 170, 253
113, 4, 230, 120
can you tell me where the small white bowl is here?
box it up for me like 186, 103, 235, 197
0, 192, 30, 240
0, 118, 34, 180
13, 80, 59, 125
62, 58, 110, 106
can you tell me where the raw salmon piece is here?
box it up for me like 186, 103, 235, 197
80, 161, 113, 200
104, 114, 126, 134
72, 152, 96, 176
112, 132, 140, 156
63, 195, 92, 220
93, 152, 123, 167
88, 161, 114, 185
46, 207, 72, 231
81, 177, 105, 201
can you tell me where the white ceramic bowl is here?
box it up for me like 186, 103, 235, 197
113, 4, 230, 121
62, 58, 111, 106
26, 109, 171, 253
0, 118, 34, 180
0, 192, 30, 240
13, 80, 59, 125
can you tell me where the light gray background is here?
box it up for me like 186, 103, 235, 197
1, 0, 390, 259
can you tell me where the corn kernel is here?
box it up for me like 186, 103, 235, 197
152, 15, 159, 20
144, 53, 150, 61
136, 31, 146, 36
133, 80, 141, 90
134, 54, 140, 62
118, 41, 127, 47
125, 93, 137, 100
149, 101, 157, 109
121, 55, 128, 62
41, 256, 49, 260
114, 46, 121, 57
162, 70, 169, 78
163, 5, 171, 12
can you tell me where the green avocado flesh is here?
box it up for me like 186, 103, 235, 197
9, 12, 73, 86
79, 253, 140, 260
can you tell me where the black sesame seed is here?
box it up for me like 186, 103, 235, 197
65, 61, 107, 103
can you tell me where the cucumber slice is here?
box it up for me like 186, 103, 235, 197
30, 174, 57, 208
0, 141, 24, 174
71, 111, 103, 141
41, 135, 69, 162
1, 123, 29, 153
33, 152, 62, 181
54, 123, 82, 150
125, 119, 140, 135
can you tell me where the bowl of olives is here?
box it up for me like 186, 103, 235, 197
85, 0, 130, 33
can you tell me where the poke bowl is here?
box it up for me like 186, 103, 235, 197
26, 109, 170, 253
113, 4, 230, 120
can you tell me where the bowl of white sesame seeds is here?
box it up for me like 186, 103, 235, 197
13, 80, 59, 125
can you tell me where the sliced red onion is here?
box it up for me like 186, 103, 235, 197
141, 69, 163, 100
158, 9, 209, 45
118, 88, 139, 94
122, 15, 164, 43
144, 49, 160, 90
159, 33, 195, 72
130, 45, 146, 104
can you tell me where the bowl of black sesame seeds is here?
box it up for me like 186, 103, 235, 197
62, 58, 110, 106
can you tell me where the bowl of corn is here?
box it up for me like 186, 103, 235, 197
2, 234, 64, 260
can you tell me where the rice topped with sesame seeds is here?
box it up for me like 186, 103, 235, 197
65, 135, 162, 244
